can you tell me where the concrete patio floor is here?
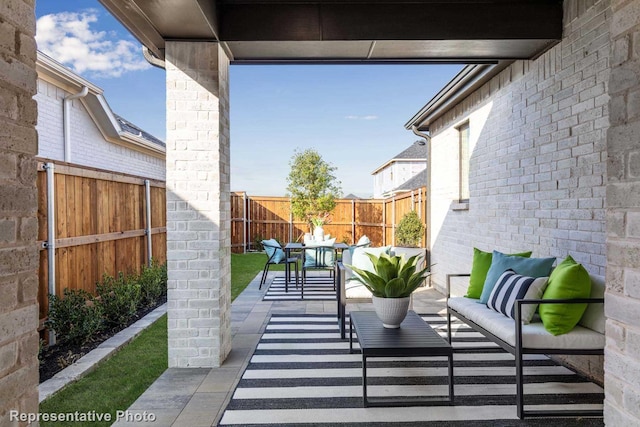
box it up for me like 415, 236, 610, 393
111, 271, 447, 427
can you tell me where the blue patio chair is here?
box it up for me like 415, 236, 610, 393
302, 243, 338, 294
259, 239, 299, 289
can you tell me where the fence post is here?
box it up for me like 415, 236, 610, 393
289, 198, 293, 243
144, 180, 153, 266
43, 162, 56, 345
392, 196, 396, 246
243, 192, 247, 253
382, 199, 386, 246
351, 199, 356, 244
247, 196, 251, 251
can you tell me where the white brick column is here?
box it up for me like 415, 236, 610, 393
165, 42, 231, 367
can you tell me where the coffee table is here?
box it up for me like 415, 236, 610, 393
349, 310, 454, 407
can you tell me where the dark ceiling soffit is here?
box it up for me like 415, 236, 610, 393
227, 59, 500, 65
98, 0, 222, 58
218, 2, 563, 41
98, 0, 563, 62
404, 61, 511, 131
98, 0, 166, 58
196, 0, 221, 40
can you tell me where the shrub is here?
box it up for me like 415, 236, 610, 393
138, 260, 167, 308
46, 289, 103, 345
253, 234, 265, 251
96, 272, 141, 330
396, 210, 425, 248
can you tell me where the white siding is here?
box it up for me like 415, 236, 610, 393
35, 79, 165, 180
373, 160, 427, 198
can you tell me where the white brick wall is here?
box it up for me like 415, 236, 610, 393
428, 0, 610, 299
35, 79, 165, 180
425, 0, 611, 383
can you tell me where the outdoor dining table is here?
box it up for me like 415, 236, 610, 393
283, 241, 349, 292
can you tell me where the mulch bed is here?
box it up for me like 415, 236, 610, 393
39, 296, 167, 383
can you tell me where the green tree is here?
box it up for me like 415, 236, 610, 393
286, 149, 342, 227
396, 210, 425, 247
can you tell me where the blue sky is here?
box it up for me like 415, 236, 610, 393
35, 0, 462, 197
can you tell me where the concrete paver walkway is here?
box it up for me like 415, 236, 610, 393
111, 271, 446, 427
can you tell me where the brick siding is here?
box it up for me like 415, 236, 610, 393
427, 0, 610, 381
0, 0, 40, 424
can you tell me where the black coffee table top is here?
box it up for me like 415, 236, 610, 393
350, 310, 452, 357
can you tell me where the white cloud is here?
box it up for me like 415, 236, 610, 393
36, 10, 151, 78
345, 115, 379, 120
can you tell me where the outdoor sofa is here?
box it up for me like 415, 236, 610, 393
446, 264, 605, 419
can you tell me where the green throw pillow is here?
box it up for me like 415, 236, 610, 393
466, 248, 532, 299
539, 256, 591, 336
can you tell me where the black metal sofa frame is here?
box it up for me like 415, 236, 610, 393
446, 273, 604, 420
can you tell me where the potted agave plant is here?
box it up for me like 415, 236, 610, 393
349, 252, 431, 328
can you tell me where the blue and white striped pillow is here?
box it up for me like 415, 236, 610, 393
487, 270, 549, 323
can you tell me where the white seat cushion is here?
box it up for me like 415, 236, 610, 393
345, 280, 373, 299
448, 297, 604, 350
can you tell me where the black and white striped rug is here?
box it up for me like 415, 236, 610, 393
263, 275, 336, 301
218, 314, 604, 426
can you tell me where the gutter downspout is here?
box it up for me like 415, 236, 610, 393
412, 126, 432, 287
63, 86, 89, 163
43, 162, 56, 344
143, 46, 166, 69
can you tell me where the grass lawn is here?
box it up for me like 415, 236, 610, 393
231, 251, 282, 300
39, 314, 168, 427
40, 252, 272, 423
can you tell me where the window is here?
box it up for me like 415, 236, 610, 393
458, 122, 470, 202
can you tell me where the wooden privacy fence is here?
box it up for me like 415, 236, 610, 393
231, 187, 427, 252
37, 160, 167, 325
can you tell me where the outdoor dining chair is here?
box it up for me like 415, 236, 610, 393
302, 244, 338, 291
259, 239, 299, 289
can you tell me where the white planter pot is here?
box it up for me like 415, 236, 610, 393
313, 225, 324, 241
372, 295, 411, 328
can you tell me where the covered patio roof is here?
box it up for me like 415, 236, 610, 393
98, 0, 563, 63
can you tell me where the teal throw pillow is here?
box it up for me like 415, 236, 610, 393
262, 239, 285, 264
466, 248, 532, 299
478, 251, 555, 304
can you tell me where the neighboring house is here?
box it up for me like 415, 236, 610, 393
35, 51, 165, 180
391, 169, 427, 194
405, 2, 609, 383
371, 141, 427, 198
342, 193, 362, 200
